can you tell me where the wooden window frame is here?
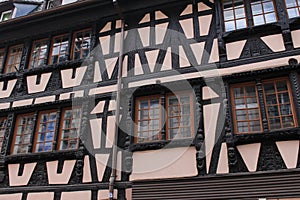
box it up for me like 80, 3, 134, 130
250, 0, 277, 26
10, 113, 35, 155
33, 110, 58, 153
4, 44, 23, 74
0, 48, 5, 70
222, 0, 248, 31
49, 34, 69, 65
71, 28, 92, 60
0, 10, 12, 22
0, 117, 7, 151
58, 107, 82, 150
134, 91, 194, 143
284, 0, 300, 18
29, 38, 49, 69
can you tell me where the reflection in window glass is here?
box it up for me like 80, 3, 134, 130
285, 0, 300, 18
50, 34, 69, 64
29, 39, 48, 69
72, 29, 91, 60
251, 0, 277, 26
5, 45, 23, 73
0, 117, 7, 151
223, 0, 247, 31
0, 49, 5, 69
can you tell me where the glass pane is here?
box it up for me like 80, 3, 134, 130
224, 9, 234, 20
150, 99, 159, 108
46, 132, 54, 141
234, 87, 244, 98
266, 94, 277, 105
278, 93, 290, 104
282, 116, 295, 128
245, 86, 256, 96
268, 106, 279, 117
236, 19, 247, 29
252, 3, 263, 15
286, 0, 297, 7
276, 81, 288, 92
235, 98, 246, 109
225, 21, 235, 31
44, 142, 52, 151
288, 8, 299, 18
280, 104, 292, 115
237, 122, 248, 133
139, 101, 148, 109
236, 110, 247, 121
247, 98, 258, 108
248, 109, 260, 119
265, 13, 277, 23
253, 15, 265, 26
235, 7, 245, 18
269, 118, 281, 129
249, 120, 261, 132
263, 1, 275, 12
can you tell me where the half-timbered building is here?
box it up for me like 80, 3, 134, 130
0, 0, 300, 199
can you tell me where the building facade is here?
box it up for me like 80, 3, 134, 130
0, 0, 300, 199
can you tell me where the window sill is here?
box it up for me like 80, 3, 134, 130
234, 127, 300, 146
131, 138, 194, 152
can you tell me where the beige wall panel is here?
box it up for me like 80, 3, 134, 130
209, 38, 219, 63
27, 73, 51, 94
59, 90, 84, 100
122, 55, 128, 77
237, 143, 261, 172
276, 140, 300, 169
89, 85, 117, 95
61, 191, 91, 200
180, 4, 193, 16
114, 32, 121, 53
202, 86, 219, 100
0, 194, 22, 200
217, 143, 229, 174
91, 101, 105, 114
115, 20, 122, 29
105, 57, 118, 79
161, 47, 172, 71
292, 30, 300, 48
27, 192, 54, 200
198, 2, 211, 12
100, 22, 111, 33
131, 147, 197, 181
138, 27, 150, 47
145, 50, 159, 73
46, 160, 76, 184
0, 79, 17, 99
139, 13, 150, 24
204, 103, 220, 173
9, 163, 36, 186
106, 116, 115, 148
155, 11, 168, 20
99, 35, 110, 55
12, 99, 33, 108
190, 42, 205, 65
0, 102, 10, 110
94, 61, 103, 83
134, 53, 143, 76
261, 34, 285, 52
34, 95, 55, 104
98, 190, 117, 200
199, 15, 212, 36
226, 40, 247, 60
155, 23, 168, 44
108, 100, 116, 111
179, 45, 190, 68
90, 118, 102, 149
126, 188, 132, 200
180, 18, 194, 39
95, 154, 110, 182
61, 66, 87, 88
83, 155, 92, 183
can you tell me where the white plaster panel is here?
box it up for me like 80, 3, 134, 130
90, 118, 102, 149
237, 143, 261, 172
83, 155, 92, 183
198, 2, 211, 12
179, 45, 190, 68
180, 4, 193, 16
134, 53, 143, 76
94, 61, 103, 83
114, 32, 121, 53
217, 143, 229, 174
27, 192, 54, 200
161, 47, 172, 71
139, 13, 150, 24
292, 29, 300, 48
131, 147, 197, 181
34, 95, 55, 104
202, 86, 219, 100
0, 194, 22, 200
106, 116, 115, 148
108, 100, 116, 111
0, 79, 17, 99
145, 50, 159, 73
98, 190, 117, 200
155, 23, 168, 44
27, 73, 51, 94
179, 18, 194, 39
226, 40, 247, 60
89, 85, 117, 95
190, 42, 205, 65
9, 163, 36, 186
61, 66, 87, 88
115, 20, 122, 29
91, 101, 105, 114
59, 90, 84, 100
105, 57, 118, 79
155, 11, 168, 20
126, 188, 132, 200
209, 38, 219, 63
122, 55, 128, 77
95, 154, 110, 182
46, 160, 76, 184
276, 140, 300, 169
12, 99, 33, 108
61, 0, 76, 5
199, 15, 212, 36
0, 102, 10, 110
261, 34, 285, 52
99, 36, 110, 55
204, 103, 220, 173
138, 27, 150, 47
61, 191, 91, 200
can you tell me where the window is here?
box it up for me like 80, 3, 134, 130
0, 48, 5, 69
29, 39, 48, 69
58, 108, 82, 150
0, 117, 7, 150
231, 77, 297, 134
72, 29, 91, 60
11, 114, 35, 154
0, 10, 12, 22
49, 34, 69, 64
285, 0, 300, 18
251, 0, 277, 26
4, 45, 23, 73
222, 0, 277, 32
33, 110, 58, 152
135, 92, 194, 143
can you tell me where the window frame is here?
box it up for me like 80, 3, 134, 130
284, 0, 300, 18
49, 33, 70, 65
134, 91, 195, 143
0, 10, 12, 22
4, 44, 23, 74
29, 38, 49, 69
0, 117, 7, 151
71, 28, 92, 60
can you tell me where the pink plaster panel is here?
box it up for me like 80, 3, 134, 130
8, 163, 37, 186
46, 160, 76, 184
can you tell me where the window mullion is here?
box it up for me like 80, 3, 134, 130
161, 93, 166, 140
256, 79, 269, 131
27, 112, 38, 153
54, 108, 62, 150
289, 71, 300, 125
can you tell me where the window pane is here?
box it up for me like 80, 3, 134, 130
223, 0, 247, 31
253, 15, 265, 26
236, 19, 247, 29
252, 3, 263, 15
265, 13, 277, 23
